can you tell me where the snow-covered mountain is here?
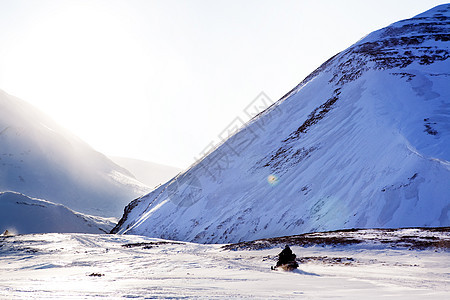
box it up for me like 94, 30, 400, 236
0, 192, 114, 234
111, 156, 181, 189
0, 90, 150, 217
113, 4, 450, 243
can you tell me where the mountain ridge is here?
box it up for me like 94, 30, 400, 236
0, 89, 150, 217
110, 156, 181, 188
0, 191, 115, 234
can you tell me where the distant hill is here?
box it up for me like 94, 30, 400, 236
0, 89, 150, 217
0, 192, 115, 234
111, 157, 181, 189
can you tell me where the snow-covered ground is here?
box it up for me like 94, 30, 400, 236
0, 228, 448, 299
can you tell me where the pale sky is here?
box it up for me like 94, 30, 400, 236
0, 0, 447, 168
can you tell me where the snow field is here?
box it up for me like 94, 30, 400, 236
0, 233, 448, 299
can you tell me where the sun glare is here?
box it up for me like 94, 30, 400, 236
1, 1, 151, 159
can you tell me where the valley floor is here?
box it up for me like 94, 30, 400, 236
0, 230, 449, 299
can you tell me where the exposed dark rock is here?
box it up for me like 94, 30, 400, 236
222, 227, 450, 251
121, 241, 184, 249
110, 196, 144, 234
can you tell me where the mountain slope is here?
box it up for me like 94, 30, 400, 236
0, 90, 150, 217
111, 156, 181, 188
113, 4, 450, 243
0, 192, 114, 234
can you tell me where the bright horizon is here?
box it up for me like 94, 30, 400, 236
0, 0, 447, 168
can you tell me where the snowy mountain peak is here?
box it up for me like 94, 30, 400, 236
413, 3, 450, 18
113, 5, 450, 243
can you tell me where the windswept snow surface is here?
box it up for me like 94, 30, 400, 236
0, 229, 449, 299
114, 4, 450, 242
0, 192, 115, 234
0, 90, 150, 217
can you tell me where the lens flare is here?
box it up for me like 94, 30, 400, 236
267, 174, 279, 186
